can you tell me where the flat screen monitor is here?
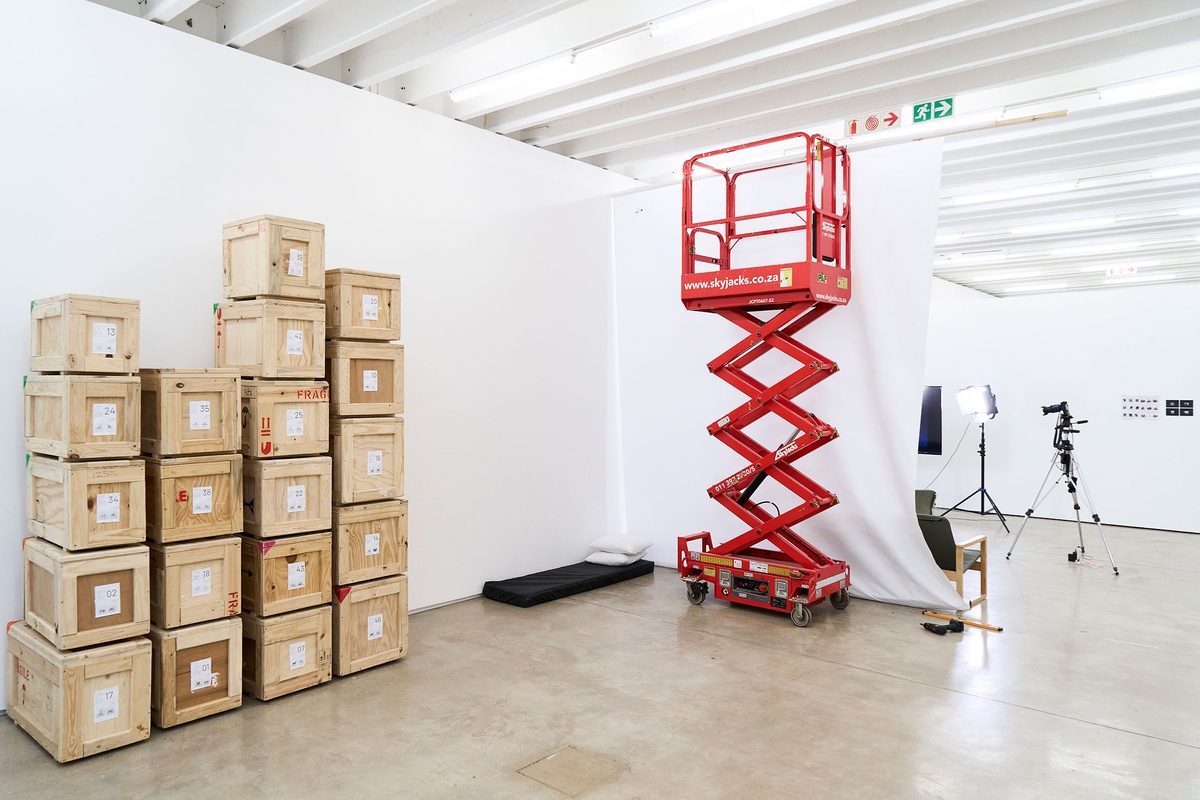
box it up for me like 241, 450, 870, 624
918, 386, 942, 456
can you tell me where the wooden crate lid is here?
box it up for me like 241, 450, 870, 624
25, 373, 140, 386
326, 340, 403, 357
241, 603, 330, 633
143, 452, 242, 468
334, 574, 406, 604
330, 416, 403, 434
216, 298, 326, 313
147, 535, 240, 557
223, 214, 324, 232
332, 498, 407, 521
8, 620, 150, 664
240, 378, 328, 397
325, 268, 400, 284
242, 454, 331, 476
24, 537, 148, 564
140, 368, 240, 377
148, 616, 239, 644
28, 454, 143, 469
32, 294, 140, 307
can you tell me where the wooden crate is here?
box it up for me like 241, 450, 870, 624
149, 537, 241, 628
240, 532, 333, 617
243, 455, 332, 538
27, 456, 146, 551
213, 299, 325, 379
223, 215, 325, 301
326, 341, 404, 417
140, 368, 240, 456
242, 605, 332, 700
149, 618, 242, 728
324, 268, 401, 341
146, 454, 243, 544
30, 294, 140, 375
25, 374, 141, 460
330, 417, 404, 505
332, 499, 408, 585
24, 538, 150, 650
240, 379, 329, 458
5, 622, 150, 763
332, 575, 408, 676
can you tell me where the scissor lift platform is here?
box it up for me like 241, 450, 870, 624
676, 131, 852, 626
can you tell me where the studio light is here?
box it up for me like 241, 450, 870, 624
956, 385, 998, 423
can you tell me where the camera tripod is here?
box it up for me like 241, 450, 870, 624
1006, 404, 1118, 576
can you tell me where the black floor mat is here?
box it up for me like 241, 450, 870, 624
482, 560, 655, 608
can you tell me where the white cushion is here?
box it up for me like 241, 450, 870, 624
585, 549, 649, 566
588, 534, 654, 556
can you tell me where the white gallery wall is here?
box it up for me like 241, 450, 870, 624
611, 140, 967, 610
921, 281, 1200, 534
0, 0, 635, 705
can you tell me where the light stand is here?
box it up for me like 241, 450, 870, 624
940, 385, 1010, 533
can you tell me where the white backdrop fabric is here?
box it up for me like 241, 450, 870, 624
612, 139, 966, 610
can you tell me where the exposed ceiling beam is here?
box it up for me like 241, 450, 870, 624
141, 0, 195, 23
337, 0, 588, 88
216, 0, 330, 48
524, 0, 1114, 148
576, 10, 1200, 172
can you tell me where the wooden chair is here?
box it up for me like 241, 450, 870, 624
916, 491, 987, 607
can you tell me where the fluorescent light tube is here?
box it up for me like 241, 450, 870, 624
1100, 69, 1200, 103
1075, 172, 1151, 189
449, 52, 573, 104
971, 269, 1042, 281
1153, 163, 1200, 179
1012, 217, 1113, 236
1003, 283, 1069, 293
1102, 274, 1177, 285
948, 181, 1075, 206
935, 249, 1008, 265
1051, 241, 1140, 257
1179, 207, 1200, 217
1078, 259, 1161, 273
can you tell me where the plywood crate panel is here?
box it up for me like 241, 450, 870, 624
25, 374, 140, 460
324, 268, 401, 341
24, 538, 150, 650
140, 368, 240, 456
146, 454, 243, 544
5, 622, 150, 763
149, 618, 241, 728
242, 605, 332, 701
326, 341, 404, 417
241, 379, 329, 458
223, 215, 325, 301
149, 537, 241, 629
30, 294, 140, 375
240, 532, 332, 617
330, 417, 404, 505
27, 456, 146, 551
243, 456, 332, 538
332, 499, 407, 585
332, 575, 407, 676
213, 299, 325, 379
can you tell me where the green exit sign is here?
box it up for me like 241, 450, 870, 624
913, 97, 954, 123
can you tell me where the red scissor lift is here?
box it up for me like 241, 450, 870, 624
677, 131, 852, 627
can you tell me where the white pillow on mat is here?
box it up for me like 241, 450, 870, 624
588, 534, 654, 555
585, 549, 649, 566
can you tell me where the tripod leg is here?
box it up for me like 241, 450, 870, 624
941, 488, 983, 517
1072, 459, 1119, 576
980, 488, 1010, 533
1007, 456, 1059, 560
1067, 479, 1087, 554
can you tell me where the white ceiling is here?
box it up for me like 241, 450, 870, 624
92, 0, 1200, 296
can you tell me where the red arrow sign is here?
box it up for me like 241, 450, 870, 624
884, 111, 899, 126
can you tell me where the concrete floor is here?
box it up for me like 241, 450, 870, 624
3, 515, 1200, 799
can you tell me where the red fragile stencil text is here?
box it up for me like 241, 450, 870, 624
177, 490, 188, 502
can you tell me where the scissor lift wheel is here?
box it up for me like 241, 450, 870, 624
676, 131, 853, 626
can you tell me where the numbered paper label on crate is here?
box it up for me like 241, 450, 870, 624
287, 248, 305, 277
362, 369, 379, 393
92, 403, 117, 436
94, 582, 121, 618
367, 613, 384, 641
361, 294, 379, 321
288, 561, 306, 590
190, 658, 213, 692
191, 567, 212, 597
286, 329, 304, 356
289, 641, 307, 670
366, 450, 384, 476
286, 408, 304, 437
192, 485, 213, 515
95, 492, 121, 524
189, 400, 211, 431
93, 686, 119, 723
365, 532, 380, 556
286, 484, 306, 513
91, 322, 117, 355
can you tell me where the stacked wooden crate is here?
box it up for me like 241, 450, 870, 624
324, 269, 408, 676
215, 215, 333, 700
10, 295, 151, 762
141, 367, 243, 727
